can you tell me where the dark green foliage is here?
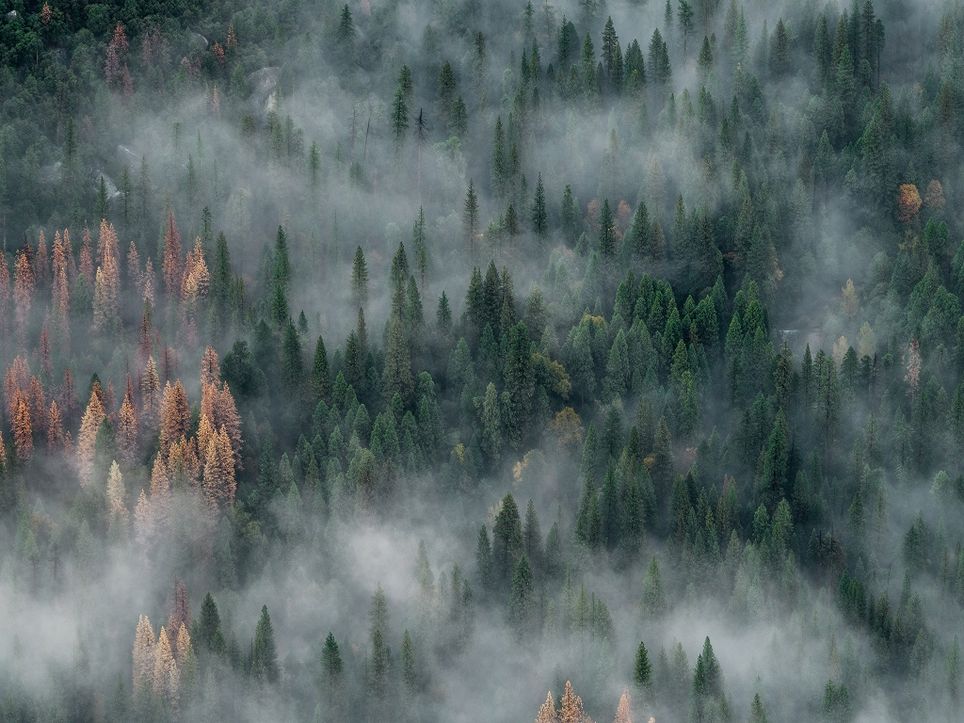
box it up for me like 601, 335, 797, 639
251, 606, 279, 683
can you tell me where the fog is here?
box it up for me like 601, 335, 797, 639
0, 0, 962, 721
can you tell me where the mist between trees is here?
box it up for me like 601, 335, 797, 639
0, 0, 963, 721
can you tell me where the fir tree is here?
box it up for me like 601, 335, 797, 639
251, 605, 279, 683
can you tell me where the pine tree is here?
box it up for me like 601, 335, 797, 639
322, 631, 343, 683
161, 210, 183, 297
251, 605, 279, 683
196, 593, 226, 656
152, 626, 178, 700
613, 689, 632, 723
749, 692, 768, 723
476, 525, 494, 591
336, 4, 356, 43
281, 322, 304, 389
532, 174, 548, 238
12, 395, 32, 463
117, 391, 138, 467
464, 180, 480, 250
77, 390, 107, 486
311, 335, 331, 403
509, 554, 534, 636
391, 86, 409, 148
382, 312, 414, 404
642, 557, 665, 615
598, 199, 616, 256
634, 641, 653, 693
492, 116, 508, 195
106, 461, 127, 532
503, 323, 535, 449
535, 691, 557, 723
678, 0, 695, 53
559, 680, 587, 723
351, 246, 368, 308
159, 380, 190, 453
401, 629, 419, 692
437, 291, 452, 334
133, 615, 156, 695
493, 494, 524, 583
561, 185, 579, 244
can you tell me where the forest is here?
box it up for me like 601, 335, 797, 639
0, 0, 962, 721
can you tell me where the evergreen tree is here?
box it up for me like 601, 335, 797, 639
351, 247, 368, 308
251, 606, 279, 683
532, 174, 548, 238
599, 199, 616, 257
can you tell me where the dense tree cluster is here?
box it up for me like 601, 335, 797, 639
0, 0, 963, 721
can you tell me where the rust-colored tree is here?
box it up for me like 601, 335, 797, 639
168, 579, 190, 641
613, 690, 632, 723
152, 625, 179, 702
161, 210, 183, 297
34, 230, 49, 286
77, 390, 107, 486
105, 23, 132, 93
897, 183, 922, 223
202, 427, 236, 510
117, 388, 138, 467
559, 681, 591, 723
46, 400, 65, 450
12, 394, 33, 462
200, 346, 220, 387
536, 691, 559, 723
4, 356, 30, 419
127, 239, 142, 292
133, 489, 152, 546
106, 461, 127, 533
132, 614, 156, 695
13, 248, 34, 342
28, 376, 46, 438
140, 356, 161, 430
158, 379, 190, 453
200, 381, 242, 471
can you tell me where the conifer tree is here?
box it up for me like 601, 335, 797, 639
159, 380, 190, 453
351, 246, 368, 308
509, 554, 534, 636
161, 210, 183, 297
634, 640, 653, 694
77, 390, 107, 486
336, 4, 356, 43
464, 180, 480, 250
133, 615, 156, 695
749, 692, 768, 723
559, 680, 587, 723
311, 335, 331, 403
251, 605, 279, 683
642, 557, 665, 616
152, 626, 178, 700
12, 395, 32, 463
196, 593, 226, 656
117, 391, 138, 467
561, 185, 579, 244
535, 691, 557, 723
106, 461, 127, 532
401, 629, 419, 692
493, 494, 524, 584
322, 631, 343, 684
613, 689, 632, 723
532, 174, 548, 238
